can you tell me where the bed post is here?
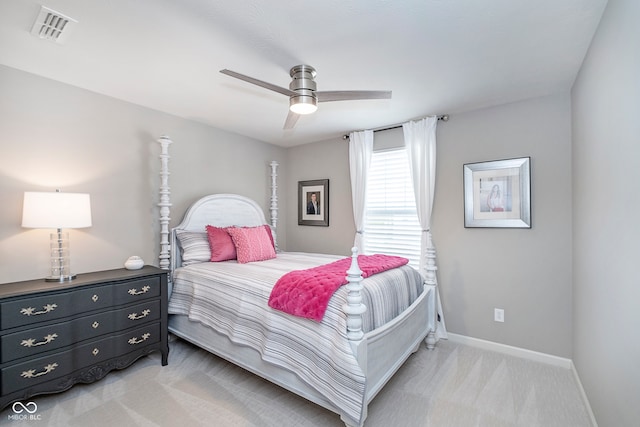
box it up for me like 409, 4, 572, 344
158, 135, 172, 270
270, 161, 279, 251
424, 232, 437, 349
343, 247, 366, 344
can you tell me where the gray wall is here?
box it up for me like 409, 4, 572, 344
435, 94, 573, 357
285, 138, 355, 255
0, 65, 286, 284
572, 0, 640, 425
287, 93, 574, 358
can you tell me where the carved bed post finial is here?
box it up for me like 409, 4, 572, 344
158, 136, 173, 270
343, 247, 366, 342
270, 161, 279, 251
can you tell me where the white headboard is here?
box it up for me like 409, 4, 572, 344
158, 137, 279, 273
176, 193, 268, 230
169, 193, 270, 272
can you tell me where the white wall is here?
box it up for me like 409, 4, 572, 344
0, 65, 286, 284
571, 0, 640, 425
287, 93, 574, 358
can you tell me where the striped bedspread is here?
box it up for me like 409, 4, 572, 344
167, 252, 424, 424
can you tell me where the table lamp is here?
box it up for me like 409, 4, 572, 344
22, 190, 92, 282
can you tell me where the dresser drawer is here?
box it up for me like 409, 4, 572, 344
1, 300, 161, 363
1, 276, 161, 331
1, 335, 115, 395
113, 276, 161, 305
0, 287, 114, 330
114, 322, 161, 355
1, 322, 161, 395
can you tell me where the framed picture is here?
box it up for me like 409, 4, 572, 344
298, 179, 329, 226
463, 157, 531, 228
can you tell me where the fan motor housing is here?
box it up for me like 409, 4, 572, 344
289, 65, 317, 93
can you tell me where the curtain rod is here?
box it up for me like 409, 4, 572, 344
342, 114, 449, 140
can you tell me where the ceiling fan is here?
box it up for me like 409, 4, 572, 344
220, 65, 392, 129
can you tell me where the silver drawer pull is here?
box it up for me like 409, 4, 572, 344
128, 332, 151, 345
128, 309, 151, 321
21, 333, 58, 348
21, 362, 59, 379
91, 294, 99, 303
20, 304, 58, 316
128, 285, 151, 296
92, 321, 100, 329
92, 348, 99, 356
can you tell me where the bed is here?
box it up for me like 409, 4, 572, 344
157, 139, 438, 427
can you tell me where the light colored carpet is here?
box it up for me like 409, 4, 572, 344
2, 337, 593, 426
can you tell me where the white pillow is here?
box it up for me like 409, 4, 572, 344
175, 230, 210, 265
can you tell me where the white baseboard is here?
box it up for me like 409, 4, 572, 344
446, 332, 572, 368
446, 333, 598, 426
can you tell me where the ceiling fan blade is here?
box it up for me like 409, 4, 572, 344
316, 90, 392, 102
283, 110, 300, 130
220, 69, 297, 97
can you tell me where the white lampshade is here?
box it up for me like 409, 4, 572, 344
22, 191, 92, 229
22, 190, 92, 282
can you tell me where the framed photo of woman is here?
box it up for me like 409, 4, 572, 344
463, 157, 531, 228
298, 179, 329, 226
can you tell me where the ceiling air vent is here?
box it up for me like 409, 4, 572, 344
30, 6, 77, 44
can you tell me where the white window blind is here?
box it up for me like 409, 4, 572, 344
364, 148, 421, 267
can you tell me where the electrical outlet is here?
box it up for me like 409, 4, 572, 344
494, 308, 505, 322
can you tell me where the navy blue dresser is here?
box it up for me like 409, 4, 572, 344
0, 266, 168, 409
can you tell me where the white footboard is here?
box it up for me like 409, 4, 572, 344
364, 284, 434, 399
341, 248, 436, 426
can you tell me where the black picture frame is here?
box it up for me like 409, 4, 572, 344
298, 179, 329, 226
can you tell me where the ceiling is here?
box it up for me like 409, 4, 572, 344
0, 0, 607, 147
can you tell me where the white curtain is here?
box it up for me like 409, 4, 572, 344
403, 117, 448, 340
348, 130, 373, 251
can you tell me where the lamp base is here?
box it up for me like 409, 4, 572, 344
48, 231, 75, 283
45, 274, 77, 282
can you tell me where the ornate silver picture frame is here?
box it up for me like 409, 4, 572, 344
463, 157, 531, 228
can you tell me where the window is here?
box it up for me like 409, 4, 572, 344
364, 148, 421, 267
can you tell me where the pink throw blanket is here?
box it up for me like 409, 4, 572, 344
268, 254, 409, 321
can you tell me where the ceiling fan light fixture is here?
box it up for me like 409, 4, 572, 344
220, 64, 391, 129
289, 95, 317, 115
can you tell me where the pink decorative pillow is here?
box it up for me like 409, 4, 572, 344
262, 224, 276, 250
226, 226, 277, 264
205, 225, 237, 262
